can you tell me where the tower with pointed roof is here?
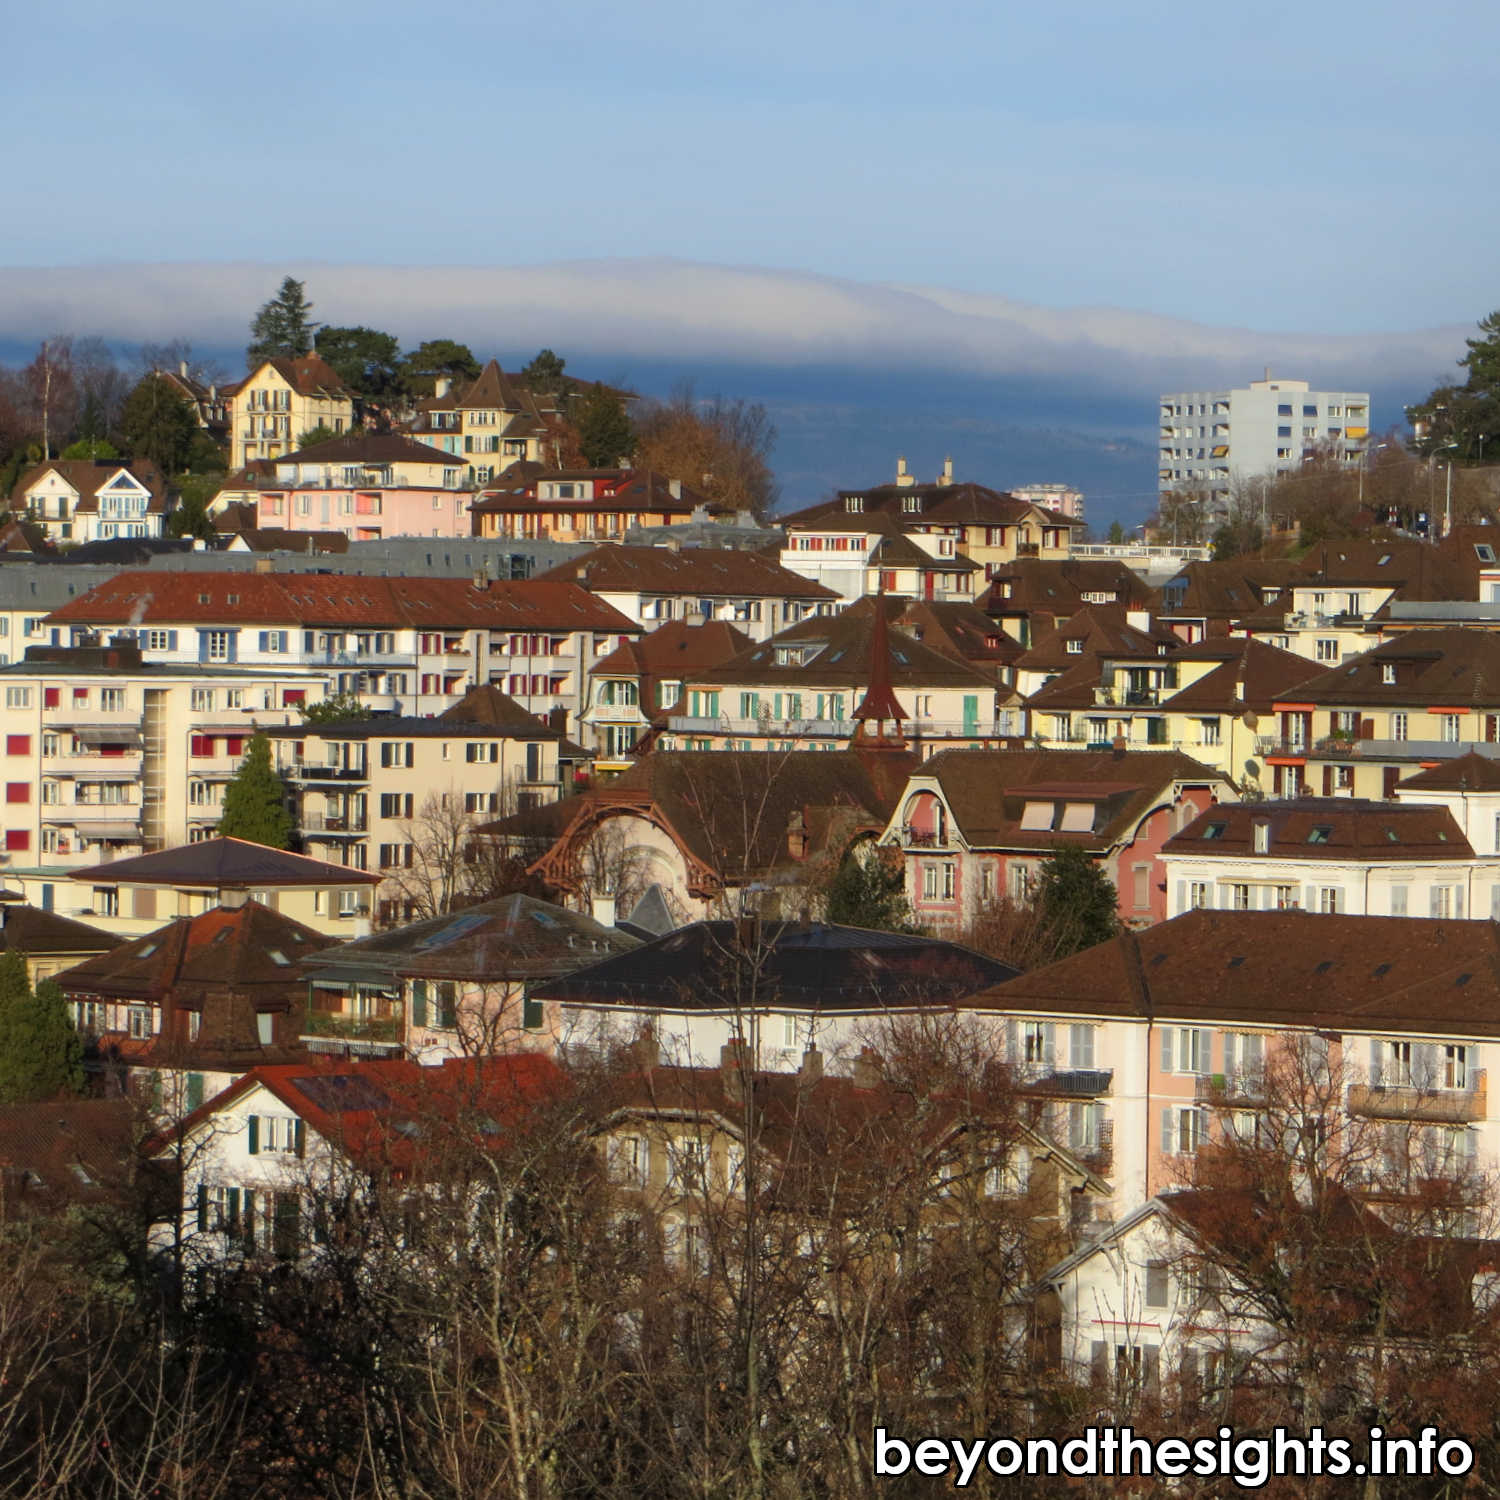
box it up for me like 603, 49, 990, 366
850, 594, 908, 749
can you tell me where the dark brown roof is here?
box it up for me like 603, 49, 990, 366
56, 900, 333, 1010
1153, 637, 1324, 714
0, 1098, 137, 1212
255, 353, 353, 401
455, 359, 534, 413
1278, 628, 1500, 707
966, 909, 1500, 1036
980, 558, 1158, 619
273, 432, 458, 468
592, 619, 754, 678
0, 905, 113, 957
534, 545, 839, 600
232, 528, 350, 554
471, 469, 719, 515
1157, 559, 1301, 624
891, 599, 1023, 667
1163, 797, 1473, 861
1398, 751, 1500, 792
68, 837, 383, 890
910, 747, 1229, 850
1016, 603, 1175, 675
783, 481, 1082, 531
438, 683, 564, 735
11, 459, 170, 512
698, 602, 995, 691
532, 920, 1016, 1011
302, 893, 639, 985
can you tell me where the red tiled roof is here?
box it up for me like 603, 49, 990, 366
535, 545, 839, 599
45, 571, 639, 633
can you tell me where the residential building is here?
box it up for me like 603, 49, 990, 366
226, 354, 354, 469
657, 598, 1006, 754
10, 459, 171, 544
981, 558, 1159, 648
1025, 634, 1323, 786
1156, 558, 1301, 643
516, 749, 910, 924
265, 685, 579, 911
43, 569, 639, 728
1010, 604, 1178, 701
158, 360, 228, 439
145, 1052, 565, 1267
1007, 483, 1085, 522
534, 920, 1016, 1071
780, 458, 1082, 590
1393, 752, 1500, 855
0, 1098, 137, 1220
0, 901, 114, 987
298, 894, 639, 1062
778, 513, 983, 603
965, 909, 1500, 1214
534, 545, 839, 642
471, 469, 722, 543
1257, 628, 1500, 799
56, 900, 334, 1101
61, 837, 382, 942
0, 638, 329, 884
584, 620, 753, 773
877, 748, 1234, 932
1160, 798, 1499, 919
221, 432, 474, 541
1158, 376, 1370, 513
404, 361, 548, 482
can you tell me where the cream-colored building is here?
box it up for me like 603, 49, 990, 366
11, 460, 170, 544
405, 362, 548, 483
227, 354, 355, 469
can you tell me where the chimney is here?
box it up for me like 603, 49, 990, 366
895, 456, 915, 489
735, 914, 760, 953
685, 609, 706, 629
663, 535, 682, 553
254, 557, 274, 574
852, 1046, 882, 1091
472, 566, 488, 590
1126, 608, 1150, 633
786, 808, 808, 860
1111, 734, 1128, 759
547, 706, 568, 735
632, 1024, 659, 1069
591, 891, 617, 928
721, 1036, 748, 1103
937, 456, 954, 487
178, 359, 189, 379
668, 478, 682, 500
434, 376, 452, 399
798, 1044, 824, 1088
220, 888, 249, 909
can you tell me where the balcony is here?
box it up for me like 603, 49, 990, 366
1019, 1067, 1114, 1100
1253, 736, 1310, 757
1347, 1075, 1486, 1124
47, 801, 141, 825
283, 761, 369, 783
1195, 1071, 1267, 1108
302, 1012, 402, 1045
303, 814, 369, 835
902, 827, 950, 849
44, 752, 144, 778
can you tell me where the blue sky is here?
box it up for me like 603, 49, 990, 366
6, 0, 1496, 333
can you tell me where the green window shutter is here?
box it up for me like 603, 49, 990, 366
196, 1183, 208, 1233
247, 1115, 260, 1155
523, 994, 545, 1031
227, 1188, 240, 1235
243, 1190, 256, 1250
186, 1073, 204, 1111
294, 1118, 306, 1159
411, 980, 427, 1028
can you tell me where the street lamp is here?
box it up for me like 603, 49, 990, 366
1435, 442, 1459, 537
1357, 442, 1389, 509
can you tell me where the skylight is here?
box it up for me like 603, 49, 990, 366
268, 950, 289, 966
1307, 826, 1333, 844
1201, 822, 1227, 839
1373, 963, 1391, 977
1315, 961, 1333, 974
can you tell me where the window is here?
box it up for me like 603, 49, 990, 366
1391, 711, 1408, 741
1443, 1044, 1472, 1091
380, 742, 414, 769
248, 1114, 304, 1156
1144, 1261, 1169, 1309
4, 688, 30, 709
1197, 718, 1220, 746
1223, 1031, 1265, 1090
1391, 885, 1409, 915
1162, 1106, 1208, 1154
190, 688, 215, 712
379, 792, 414, 819
1275, 884, 1297, 909
609, 1135, 650, 1187
1069, 1023, 1096, 1069
1227, 883, 1250, 911
201, 631, 233, 663
1161, 1027, 1211, 1075
127, 1006, 152, 1040
1318, 887, 1342, 914
1440, 714, 1462, 743
1382, 664, 1397, 685
1187, 881, 1209, 910
1430, 885, 1462, 919
1315, 638, 1339, 662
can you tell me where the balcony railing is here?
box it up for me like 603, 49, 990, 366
283, 762, 369, 782
303, 814, 368, 835
302, 1012, 401, 1044
1347, 1075, 1487, 1124
1018, 1067, 1114, 1099
1195, 1071, 1268, 1107
902, 827, 950, 848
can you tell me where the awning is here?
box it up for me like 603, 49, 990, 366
1211, 444, 1229, 457
75, 823, 142, 840
70, 726, 143, 746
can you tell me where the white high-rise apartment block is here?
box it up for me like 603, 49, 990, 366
1159, 375, 1370, 514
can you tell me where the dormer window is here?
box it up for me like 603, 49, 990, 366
1307, 825, 1333, 844
1065, 639, 1084, 654
844, 495, 864, 513
1201, 821, 1227, 840
1381, 664, 1397, 685
902, 495, 921, 513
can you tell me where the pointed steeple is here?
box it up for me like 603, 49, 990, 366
851, 595, 907, 747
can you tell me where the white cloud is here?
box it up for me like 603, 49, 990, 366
0, 259, 1466, 398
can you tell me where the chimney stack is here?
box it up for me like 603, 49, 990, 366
668, 478, 682, 500
937, 456, 954, 487
895, 456, 915, 489
179, 359, 189, 379
721, 1036, 748, 1103
547, 705, 568, 735
591, 891, 617, 928
852, 1046, 882, 1091
434, 376, 452, 399
798, 1043, 824, 1088
632, 1024, 659, 1069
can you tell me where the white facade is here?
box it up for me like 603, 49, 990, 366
1159, 377, 1370, 509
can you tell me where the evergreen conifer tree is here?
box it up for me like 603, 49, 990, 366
247, 277, 318, 363
217, 734, 294, 849
0, 951, 84, 1103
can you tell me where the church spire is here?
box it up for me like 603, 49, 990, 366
851, 595, 907, 747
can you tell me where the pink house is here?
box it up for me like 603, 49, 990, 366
877, 748, 1234, 933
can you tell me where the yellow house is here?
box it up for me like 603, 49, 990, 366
1258, 628, 1500, 799
406, 362, 548, 483
227, 354, 355, 469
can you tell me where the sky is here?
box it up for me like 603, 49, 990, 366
3, 0, 1495, 520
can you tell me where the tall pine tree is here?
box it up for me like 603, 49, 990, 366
247, 276, 317, 364
217, 734, 294, 848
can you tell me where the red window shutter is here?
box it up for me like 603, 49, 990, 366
73, 688, 88, 702
227, 737, 245, 757
5, 830, 29, 852
5, 736, 28, 755
283, 690, 305, 706
4, 784, 27, 804
43, 689, 59, 709
190, 735, 212, 757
